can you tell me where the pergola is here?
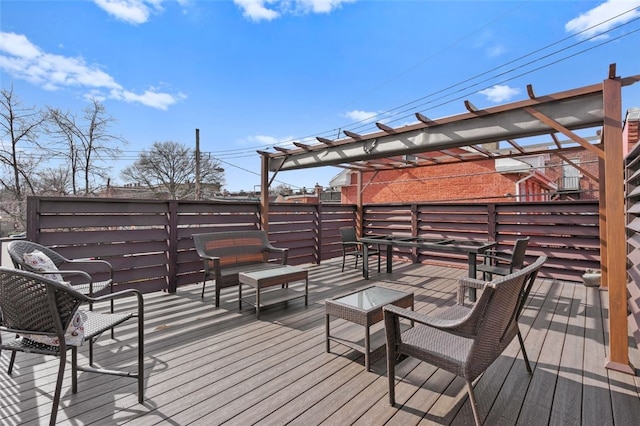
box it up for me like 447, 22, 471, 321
258, 64, 640, 375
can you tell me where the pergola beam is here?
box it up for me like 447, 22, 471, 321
268, 90, 604, 172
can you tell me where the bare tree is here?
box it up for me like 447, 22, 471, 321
46, 98, 124, 195
121, 141, 225, 200
33, 166, 73, 196
0, 86, 45, 228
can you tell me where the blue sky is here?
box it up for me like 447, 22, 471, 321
1, 0, 640, 193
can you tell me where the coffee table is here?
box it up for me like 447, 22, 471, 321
239, 266, 308, 319
325, 286, 414, 371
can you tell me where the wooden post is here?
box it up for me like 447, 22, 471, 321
356, 171, 363, 238
168, 200, 178, 293
195, 129, 201, 200
602, 77, 634, 374
260, 153, 269, 233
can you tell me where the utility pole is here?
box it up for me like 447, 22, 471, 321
195, 128, 201, 200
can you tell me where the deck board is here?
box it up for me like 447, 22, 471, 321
1, 259, 639, 425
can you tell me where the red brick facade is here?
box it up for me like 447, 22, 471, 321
338, 110, 639, 205
341, 151, 602, 205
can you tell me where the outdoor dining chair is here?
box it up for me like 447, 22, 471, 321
384, 255, 546, 426
7, 240, 115, 314
339, 226, 381, 273
0, 267, 144, 426
476, 236, 530, 280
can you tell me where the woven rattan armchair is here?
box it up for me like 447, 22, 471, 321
339, 226, 381, 273
476, 236, 530, 280
384, 255, 546, 426
0, 267, 144, 426
7, 240, 114, 304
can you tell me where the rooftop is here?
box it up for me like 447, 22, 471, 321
2, 259, 639, 425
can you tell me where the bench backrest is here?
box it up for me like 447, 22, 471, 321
193, 231, 271, 267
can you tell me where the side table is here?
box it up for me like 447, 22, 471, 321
325, 286, 413, 371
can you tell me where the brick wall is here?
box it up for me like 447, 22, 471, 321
342, 159, 523, 204
341, 149, 602, 204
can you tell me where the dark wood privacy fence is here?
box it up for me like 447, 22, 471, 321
364, 201, 599, 282
23, 197, 598, 293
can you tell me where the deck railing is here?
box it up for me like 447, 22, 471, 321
15, 196, 599, 293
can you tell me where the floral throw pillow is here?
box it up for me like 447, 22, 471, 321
21, 310, 87, 347
23, 250, 64, 282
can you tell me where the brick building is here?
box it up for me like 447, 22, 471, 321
334, 107, 639, 205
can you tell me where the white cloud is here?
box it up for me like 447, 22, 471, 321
93, 0, 164, 25
233, 0, 355, 22
478, 85, 520, 103
565, 0, 640, 40
234, 0, 280, 22
0, 32, 183, 110
487, 44, 506, 58
344, 109, 378, 123
247, 134, 281, 145
295, 0, 356, 14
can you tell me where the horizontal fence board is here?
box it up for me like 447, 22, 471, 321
37, 198, 170, 214
39, 213, 169, 228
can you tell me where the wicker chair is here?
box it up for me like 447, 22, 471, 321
339, 226, 380, 273
476, 236, 530, 280
0, 267, 144, 426
384, 255, 546, 426
7, 240, 114, 303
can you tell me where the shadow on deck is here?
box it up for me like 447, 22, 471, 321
1, 259, 639, 425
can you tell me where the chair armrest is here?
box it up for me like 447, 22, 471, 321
198, 254, 222, 277
480, 252, 512, 264
383, 304, 466, 331
91, 289, 144, 318
457, 277, 488, 305
54, 269, 93, 282
66, 258, 114, 279
265, 245, 289, 264
198, 254, 220, 262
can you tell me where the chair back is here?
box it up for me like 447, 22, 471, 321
465, 255, 546, 378
509, 237, 530, 270
339, 227, 358, 244
7, 240, 67, 271
0, 267, 83, 341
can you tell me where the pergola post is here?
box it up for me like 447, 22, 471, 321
356, 171, 363, 238
260, 153, 269, 233
602, 76, 633, 374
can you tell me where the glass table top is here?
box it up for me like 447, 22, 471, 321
332, 286, 410, 310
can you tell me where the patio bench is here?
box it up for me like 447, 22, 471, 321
192, 230, 289, 307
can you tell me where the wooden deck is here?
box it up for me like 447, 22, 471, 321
2, 260, 640, 425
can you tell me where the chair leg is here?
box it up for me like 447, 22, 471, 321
201, 273, 207, 299
110, 285, 115, 339
8, 351, 17, 374
50, 350, 67, 426
89, 338, 95, 367
466, 380, 482, 426
385, 314, 397, 406
341, 253, 346, 272
137, 305, 145, 403
517, 330, 532, 373
387, 348, 396, 406
72, 347, 78, 393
